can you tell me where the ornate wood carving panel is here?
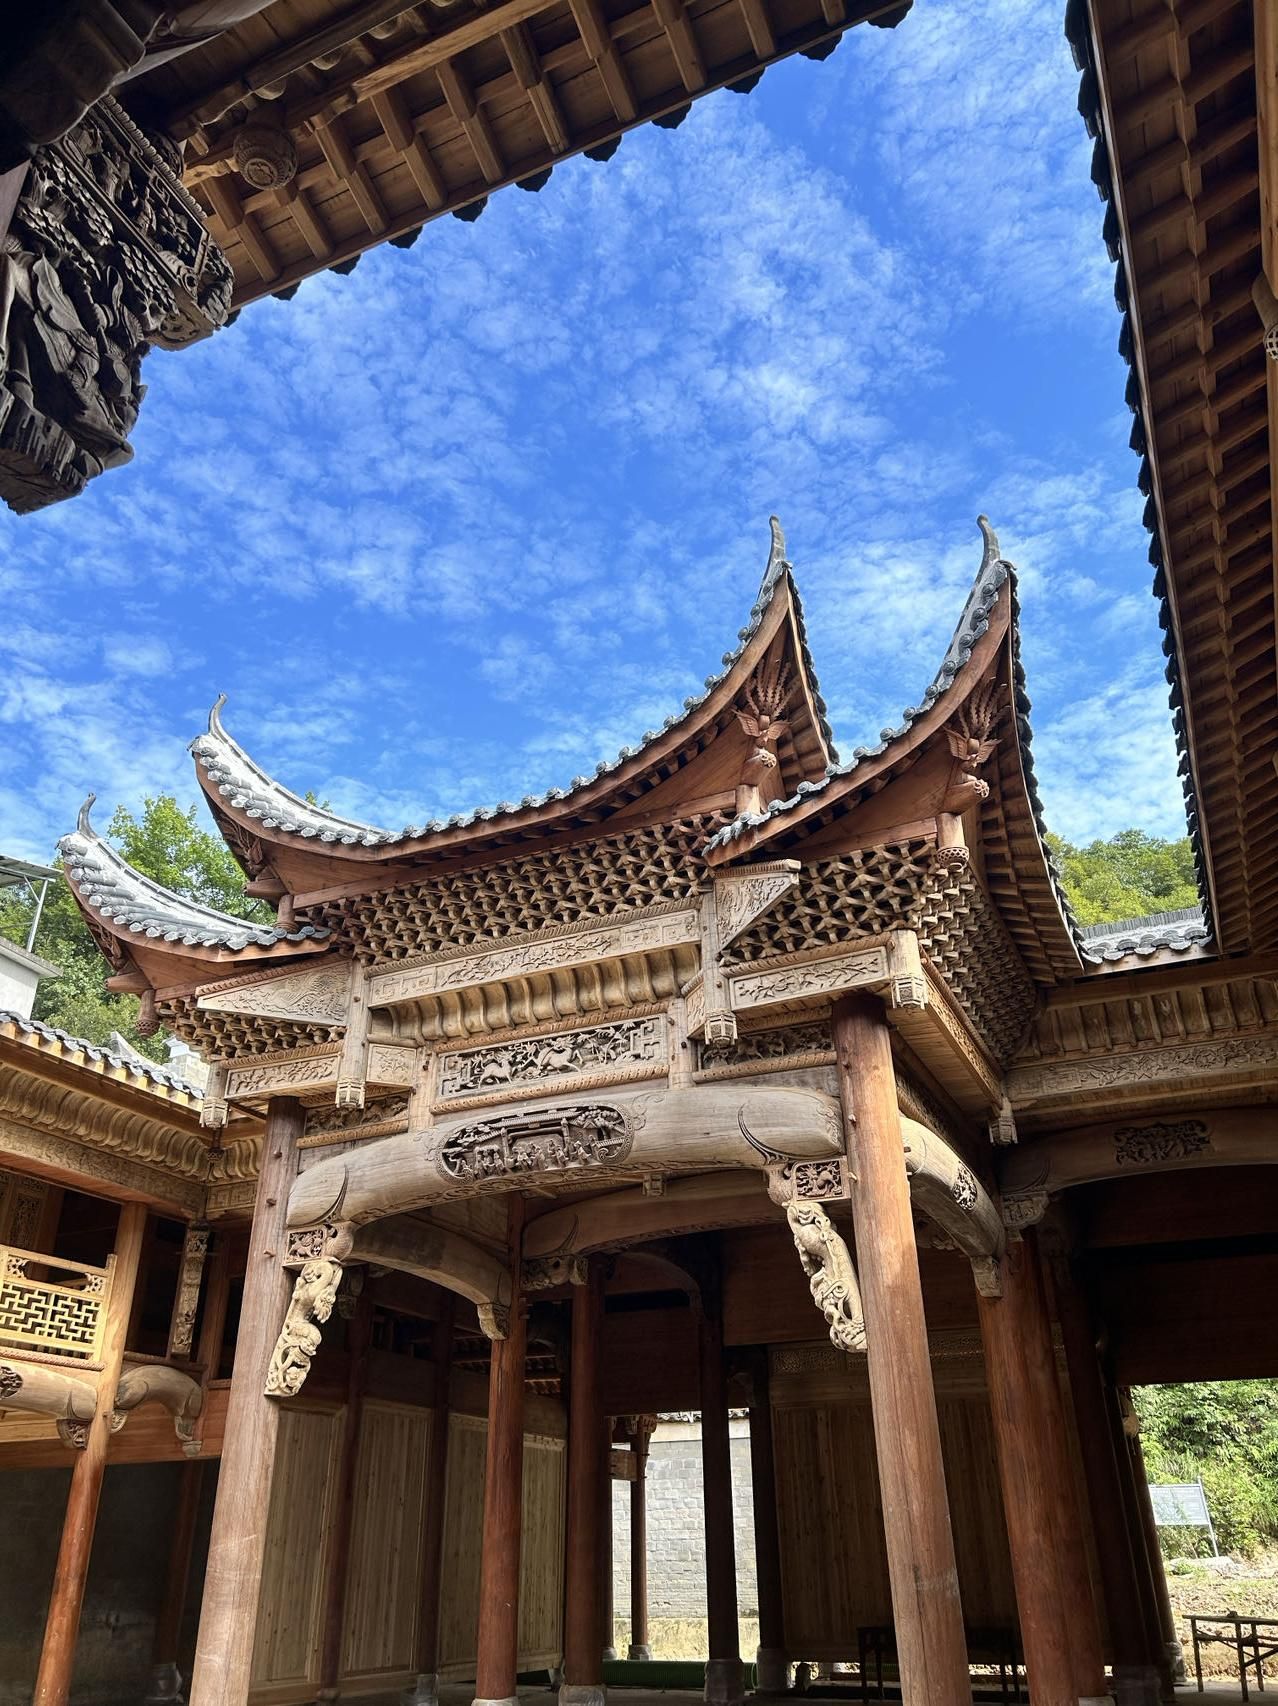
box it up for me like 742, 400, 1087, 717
197, 963, 353, 1026
435, 1015, 668, 1110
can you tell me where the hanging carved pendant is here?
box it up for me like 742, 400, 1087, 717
0, 97, 232, 514
264, 1258, 343, 1398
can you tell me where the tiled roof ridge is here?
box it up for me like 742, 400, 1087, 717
1078, 905, 1205, 939
190, 517, 836, 849
1063, 0, 1214, 944
57, 797, 327, 952
0, 1008, 203, 1096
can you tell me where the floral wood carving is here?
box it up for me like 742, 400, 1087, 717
0, 98, 232, 514
786, 1201, 867, 1354
196, 964, 352, 1026
264, 1259, 343, 1398
714, 864, 801, 951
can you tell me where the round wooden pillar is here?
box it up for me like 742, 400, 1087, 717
406, 1288, 457, 1706
473, 1200, 528, 1706
1127, 1404, 1184, 1692
189, 1097, 305, 1706
34, 1200, 148, 1706
601, 1435, 617, 1662
563, 1257, 606, 1706
1050, 1254, 1162, 1706
628, 1421, 654, 1661
698, 1271, 743, 1706
977, 1235, 1107, 1706
748, 1360, 789, 1694
832, 994, 971, 1706
143, 1459, 205, 1704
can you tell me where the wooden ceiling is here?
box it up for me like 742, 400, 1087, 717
123, 0, 910, 307
1077, 0, 1278, 955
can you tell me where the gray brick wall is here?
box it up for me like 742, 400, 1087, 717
611, 1418, 758, 1621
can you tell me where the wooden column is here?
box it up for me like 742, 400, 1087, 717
977, 1235, 1107, 1706
144, 1460, 206, 1704
602, 1433, 617, 1662
1107, 1379, 1175, 1702
316, 1279, 376, 1700
627, 1421, 653, 1662
563, 1257, 606, 1706
188, 1096, 305, 1706
698, 1258, 743, 1706
473, 1197, 527, 1706
747, 1360, 788, 1694
33, 1199, 148, 1706
1127, 1405, 1184, 1691
1051, 1254, 1163, 1706
406, 1288, 457, 1706
831, 994, 971, 1706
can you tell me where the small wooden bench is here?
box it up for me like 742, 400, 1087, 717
1189, 1614, 1278, 1699
856, 1624, 1024, 1702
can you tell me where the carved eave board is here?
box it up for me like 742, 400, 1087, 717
189, 520, 836, 906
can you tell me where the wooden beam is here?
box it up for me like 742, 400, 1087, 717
272, 181, 334, 260
500, 23, 571, 154
314, 114, 388, 233
437, 59, 505, 184
737, 0, 776, 61
651, 0, 706, 93
202, 175, 279, 283
372, 85, 447, 207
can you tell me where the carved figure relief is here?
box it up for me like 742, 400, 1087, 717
264, 1259, 343, 1398
786, 1201, 867, 1354
730, 947, 889, 1011
734, 661, 793, 815
437, 1103, 632, 1184
437, 1017, 666, 1102
165, 1224, 208, 1360
0, 98, 232, 513
714, 864, 801, 950
1113, 1119, 1211, 1166
283, 1222, 353, 1267
523, 1255, 589, 1290
700, 1017, 833, 1071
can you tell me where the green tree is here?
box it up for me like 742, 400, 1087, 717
1048, 828, 1199, 926
0, 796, 268, 1060
1135, 1382, 1278, 1557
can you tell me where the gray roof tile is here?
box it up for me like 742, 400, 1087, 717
0, 1008, 204, 1095
1078, 906, 1210, 964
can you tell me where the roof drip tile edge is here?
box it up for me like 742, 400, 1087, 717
0, 1009, 205, 1095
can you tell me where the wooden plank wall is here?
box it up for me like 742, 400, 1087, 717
340, 1401, 432, 1688
252, 1405, 343, 1698
771, 1375, 1017, 1655
437, 1413, 567, 1677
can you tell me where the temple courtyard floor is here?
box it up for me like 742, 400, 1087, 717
332, 1682, 1261, 1705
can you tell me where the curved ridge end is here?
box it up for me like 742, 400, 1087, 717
976, 514, 1002, 571
76, 794, 98, 836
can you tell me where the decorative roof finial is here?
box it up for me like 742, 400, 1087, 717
76, 794, 98, 836
208, 693, 228, 735
976, 514, 1002, 573
756, 514, 790, 605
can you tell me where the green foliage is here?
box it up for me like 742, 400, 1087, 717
1135, 1382, 1278, 1558
1047, 828, 1199, 927
0, 795, 268, 1060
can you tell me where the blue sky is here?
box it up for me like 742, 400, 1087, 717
0, 0, 1184, 865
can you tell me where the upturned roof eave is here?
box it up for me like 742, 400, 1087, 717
192, 519, 837, 882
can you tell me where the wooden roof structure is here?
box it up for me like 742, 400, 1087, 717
101, 0, 912, 309
1068, 0, 1278, 956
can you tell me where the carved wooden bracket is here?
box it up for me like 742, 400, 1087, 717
166, 1223, 209, 1359
113, 1361, 204, 1449
901, 1115, 1005, 1275
264, 1258, 344, 1399
785, 1200, 867, 1354
0, 1358, 96, 1447
712, 861, 801, 951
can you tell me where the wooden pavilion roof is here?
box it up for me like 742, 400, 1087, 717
118, 0, 911, 308
1068, 0, 1278, 956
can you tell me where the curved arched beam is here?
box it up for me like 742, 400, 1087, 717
113, 1362, 204, 1445
288, 1083, 844, 1232
351, 1216, 513, 1340
524, 1171, 781, 1263
0, 1360, 96, 1446
901, 1117, 1005, 1263
998, 1105, 1278, 1231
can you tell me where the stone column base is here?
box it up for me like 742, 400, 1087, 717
1112, 1666, 1161, 1706
143, 1663, 185, 1704
627, 1645, 653, 1662
472, 1695, 522, 1706
559, 1687, 605, 1706
402, 1673, 440, 1706
705, 1657, 746, 1706
754, 1648, 790, 1694
1167, 1640, 1187, 1685
603, 1647, 618, 1663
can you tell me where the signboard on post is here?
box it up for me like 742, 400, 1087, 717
1149, 1482, 1219, 1555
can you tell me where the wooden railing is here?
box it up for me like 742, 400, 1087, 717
0, 1244, 114, 1366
